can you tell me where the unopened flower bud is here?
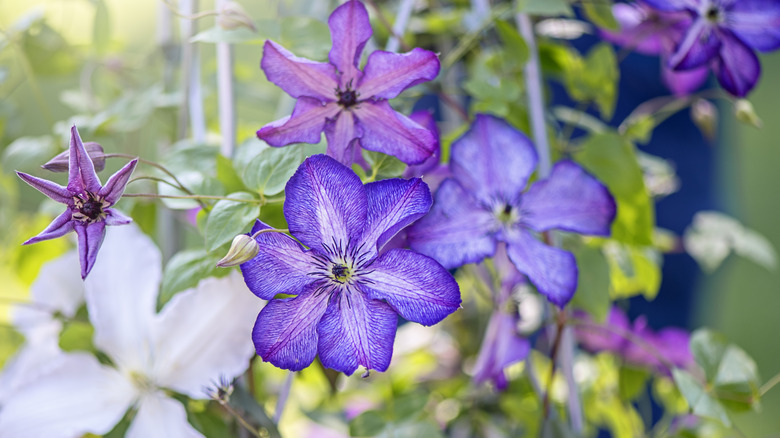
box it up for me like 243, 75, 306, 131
42, 142, 106, 172
734, 99, 762, 128
217, 234, 259, 268
690, 98, 718, 141
217, 1, 256, 32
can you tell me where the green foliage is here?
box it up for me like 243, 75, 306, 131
571, 245, 611, 322
582, 1, 618, 31
205, 192, 261, 251
1, 136, 57, 174
516, 0, 574, 16
159, 249, 228, 306
242, 143, 323, 196
349, 392, 442, 438
604, 242, 662, 300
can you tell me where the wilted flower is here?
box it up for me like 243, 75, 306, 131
16, 126, 137, 278
257, 0, 439, 166
0, 225, 262, 438
408, 114, 616, 307
240, 154, 461, 375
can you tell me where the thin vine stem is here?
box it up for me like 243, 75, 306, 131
760, 370, 780, 396
123, 193, 262, 203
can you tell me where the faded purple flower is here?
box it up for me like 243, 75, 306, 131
240, 154, 460, 375
16, 126, 137, 279
642, 0, 780, 96
407, 114, 616, 307
257, 0, 439, 166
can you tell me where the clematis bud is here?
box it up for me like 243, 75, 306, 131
42, 142, 106, 172
217, 1, 256, 32
690, 98, 718, 141
734, 99, 762, 129
217, 234, 259, 268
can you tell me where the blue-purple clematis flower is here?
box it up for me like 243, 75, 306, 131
407, 114, 616, 307
257, 0, 439, 166
240, 154, 461, 375
16, 126, 137, 279
641, 0, 780, 96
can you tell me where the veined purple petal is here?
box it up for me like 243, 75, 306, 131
407, 179, 497, 269
74, 221, 106, 279
639, 0, 700, 11
284, 155, 367, 253
261, 40, 339, 100
103, 209, 133, 226
358, 48, 440, 100
472, 311, 530, 390
257, 98, 341, 147
505, 230, 577, 307
324, 110, 361, 165
241, 220, 317, 301
727, 0, 780, 51
712, 29, 761, 97
661, 62, 709, 96
317, 291, 397, 375
16, 171, 72, 204
520, 160, 616, 236
668, 19, 721, 69
23, 211, 75, 245
328, 0, 373, 85
68, 126, 102, 195
361, 178, 431, 254
98, 159, 137, 204
361, 248, 461, 326
353, 101, 436, 165
450, 114, 538, 206
403, 110, 441, 178
252, 285, 330, 371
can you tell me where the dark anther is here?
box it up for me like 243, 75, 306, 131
502, 204, 512, 215
332, 264, 348, 278
337, 89, 359, 108
706, 6, 720, 21
81, 198, 104, 220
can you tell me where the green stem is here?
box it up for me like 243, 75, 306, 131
219, 402, 263, 438
123, 193, 262, 203
760, 370, 780, 396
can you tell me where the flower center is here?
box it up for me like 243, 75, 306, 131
495, 203, 518, 225
705, 5, 721, 22
72, 192, 109, 223
331, 263, 351, 283
336, 80, 359, 108
308, 238, 374, 291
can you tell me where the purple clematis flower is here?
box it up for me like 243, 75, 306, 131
16, 126, 137, 279
407, 114, 616, 307
642, 0, 780, 96
257, 0, 439, 166
240, 154, 461, 375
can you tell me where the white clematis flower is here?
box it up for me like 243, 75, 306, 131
0, 225, 263, 438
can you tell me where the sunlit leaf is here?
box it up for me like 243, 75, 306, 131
205, 192, 260, 251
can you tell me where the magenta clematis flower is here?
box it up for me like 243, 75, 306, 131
16, 126, 137, 279
240, 154, 461, 375
602, 2, 709, 96
407, 114, 616, 307
257, 0, 440, 166
641, 0, 780, 96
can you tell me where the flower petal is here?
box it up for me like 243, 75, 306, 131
728, 0, 780, 51
252, 285, 331, 371
257, 98, 340, 147
98, 158, 138, 204
22, 210, 75, 245
668, 18, 721, 70
639, 0, 700, 11
505, 230, 578, 307
260, 40, 339, 100
361, 177, 431, 255
407, 179, 497, 269
317, 291, 397, 375
151, 273, 261, 398
520, 160, 616, 236
353, 101, 436, 165
16, 171, 71, 204
403, 110, 441, 178
324, 110, 362, 165
74, 221, 106, 279
357, 48, 440, 99
601, 4, 664, 55
104, 208, 133, 226
241, 220, 317, 300
85, 224, 161, 373
661, 62, 709, 96
473, 311, 530, 390
67, 125, 102, 194
328, 0, 372, 84
0, 352, 136, 438
361, 248, 461, 326
450, 114, 538, 206
712, 29, 761, 97
17, 250, 83, 331
284, 154, 367, 253
126, 392, 204, 438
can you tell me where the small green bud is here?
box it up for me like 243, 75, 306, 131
734, 99, 762, 129
216, 234, 259, 268
690, 98, 718, 141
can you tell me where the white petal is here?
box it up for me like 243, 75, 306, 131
0, 337, 61, 404
0, 353, 136, 438
126, 391, 204, 438
84, 224, 161, 373
151, 272, 263, 398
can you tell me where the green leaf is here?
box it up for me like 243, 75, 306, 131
205, 192, 261, 251
242, 143, 322, 196
516, 0, 574, 16
350, 411, 386, 437
690, 329, 760, 400
158, 142, 223, 210
495, 20, 529, 65
59, 320, 96, 353
560, 44, 619, 118
190, 26, 266, 44
159, 249, 226, 305
216, 154, 247, 194
619, 366, 650, 401
604, 242, 662, 300
582, 0, 619, 31
2, 136, 58, 174
623, 116, 656, 144
673, 369, 732, 427
391, 392, 429, 421
575, 133, 654, 245
571, 245, 611, 322
690, 330, 730, 381
362, 151, 407, 180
